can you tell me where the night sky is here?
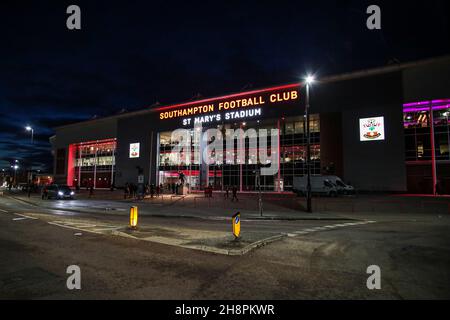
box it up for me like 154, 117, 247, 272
0, 0, 449, 172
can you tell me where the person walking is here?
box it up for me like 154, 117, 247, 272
89, 185, 94, 198
224, 186, 229, 199
209, 184, 213, 198
124, 183, 129, 199
150, 184, 155, 198
42, 185, 48, 200
231, 185, 238, 202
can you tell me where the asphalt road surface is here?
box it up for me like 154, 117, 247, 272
1, 196, 449, 299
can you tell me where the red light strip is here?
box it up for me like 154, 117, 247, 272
153, 83, 301, 112
73, 138, 117, 147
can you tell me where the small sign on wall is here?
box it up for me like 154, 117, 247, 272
359, 116, 385, 141
129, 143, 140, 158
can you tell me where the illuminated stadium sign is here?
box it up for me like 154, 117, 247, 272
156, 84, 300, 126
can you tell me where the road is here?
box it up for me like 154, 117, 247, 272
1, 195, 450, 299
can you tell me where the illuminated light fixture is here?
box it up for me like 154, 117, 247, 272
129, 206, 138, 229
25, 126, 32, 131
305, 75, 315, 84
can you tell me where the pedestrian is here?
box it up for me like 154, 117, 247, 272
208, 184, 213, 198
156, 185, 160, 197
42, 186, 48, 200
150, 184, 155, 198
132, 183, 137, 199
231, 185, 238, 202
124, 183, 129, 199
224, 186, 229, 199
175, 183, 179, 195
89, 185, 94, 198
171, 183, 176, 194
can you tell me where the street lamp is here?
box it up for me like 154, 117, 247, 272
11, 163, 19, 187
25, 126, 34, 144
304, 75, 315, 213
25, 126, 35, 190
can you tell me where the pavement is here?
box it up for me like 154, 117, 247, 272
1, 189, 450, 299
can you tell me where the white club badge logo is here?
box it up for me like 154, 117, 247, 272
360, 116, 385, 141
363, 119, 382, 139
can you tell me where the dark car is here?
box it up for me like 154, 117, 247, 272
42, 184, 75, 200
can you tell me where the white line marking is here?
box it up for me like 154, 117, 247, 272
13, 213, 38, 220
12, 217, 27, 221
288, 221, 377, 238
47, 222, 102, 234
92, 227, 121, 232
0, 208, 9, 213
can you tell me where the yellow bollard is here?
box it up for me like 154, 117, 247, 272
129, 206, 138, 229
232, 212, 241, 239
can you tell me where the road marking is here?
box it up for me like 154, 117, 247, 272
0, 208, 9, 213
13, 213, 38, 220
12, 217, 27, 221
92, 227, 121, 231
48, 220, 121, 235
287, 220, 376, 237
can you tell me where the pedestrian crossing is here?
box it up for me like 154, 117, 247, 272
286, 220, 376, 237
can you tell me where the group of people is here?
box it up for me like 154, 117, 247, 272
168, 182, 184, 195
205, 185, 239, 201
224, 186, 239, 202
124, 182, 166, 199
123, 180, 240, 201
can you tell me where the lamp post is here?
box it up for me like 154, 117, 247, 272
25, 126, 34, 144
305, 75, 315, 213
25, 126, 34, 191
12, 163, 19, 187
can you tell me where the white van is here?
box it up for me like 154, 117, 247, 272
292, 176, 338, 197
321, 175, 355, 195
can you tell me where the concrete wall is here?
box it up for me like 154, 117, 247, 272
311, 71, 407, 191
50, 117, 118, 184
115, 113, 158, 187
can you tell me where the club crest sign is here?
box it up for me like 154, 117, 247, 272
129, 143, 140, 158
359, 116, 385, 141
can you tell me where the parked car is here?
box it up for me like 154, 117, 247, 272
321, 175, 355, 195
293, 176, 338, 197
42, 184, 75, 200
17, 183, 28, 191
